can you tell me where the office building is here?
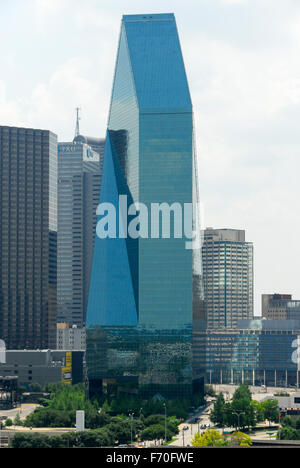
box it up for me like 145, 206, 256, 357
287, 301, 300, 321
73, 135, 105, 156
205, 319, 300, 387
202, 228, 253, 329
262, 294, 300, 321
262, 293, 292, 320
56, 323, 86, 351
86, 13, 205, 399
57, 137, 104, 327
0, 125, 57, 349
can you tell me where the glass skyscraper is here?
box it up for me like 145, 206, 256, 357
86, 13, 204, 398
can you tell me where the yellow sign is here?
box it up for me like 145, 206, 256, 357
62, 352, 72, 385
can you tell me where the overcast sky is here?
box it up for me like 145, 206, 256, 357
1, 0, 300, 315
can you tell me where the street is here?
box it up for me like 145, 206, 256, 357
0, 403, 39, 422
170, 405, 213, 447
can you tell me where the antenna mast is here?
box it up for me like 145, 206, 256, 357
75, 107, 81, 138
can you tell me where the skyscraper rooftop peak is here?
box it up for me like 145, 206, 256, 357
122, 13, 174, 22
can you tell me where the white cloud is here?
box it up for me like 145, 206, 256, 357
25, 57, 109, 138
33, 0, 72, 32
219, 0, 247, 4
0, 82, 22, 126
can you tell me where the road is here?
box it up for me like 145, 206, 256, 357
169, 392, 281, 447
0, 403, 39, 422
170, 405, 213, 447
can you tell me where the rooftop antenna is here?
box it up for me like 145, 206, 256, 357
75, 107, 81, 138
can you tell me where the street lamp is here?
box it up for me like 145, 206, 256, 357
137, 408, 143, 444
232, 411, 245, 431
163, 402, 167, 446
277, 409, 285, 441
222, 408, 245, 433
129, 412, 134, 445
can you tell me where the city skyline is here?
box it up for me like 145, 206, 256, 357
1, 4, 300, 449
1, 0, 299, 315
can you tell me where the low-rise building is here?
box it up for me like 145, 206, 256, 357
206, 319, 300, 387
0, 350, 84, 388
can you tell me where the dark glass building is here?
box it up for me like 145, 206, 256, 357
86, 13, 204, 399
0, 125, 57, 349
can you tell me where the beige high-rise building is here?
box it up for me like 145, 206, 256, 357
202, 228, 254, 329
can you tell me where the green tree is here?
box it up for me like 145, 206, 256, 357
230, 431, 252, 447
281, 415, 295, 428
222, 398, 256, 430
295, 418, 300, 430
192, 429, 228, 447
29, 382, 43, 392
261, 399, 279, 425
13, 413, 23, 426
232, 384, 252, 402
250, 400, 264, 425
210, 392, 225, 426
11, 433, 52, 448
143, 414, 178, 435
140, 424, 173, 442
278, 426, 299, 440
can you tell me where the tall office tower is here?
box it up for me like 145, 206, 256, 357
0, 125, 57, 349
202, 228, 253, 329
86, 13, 205, 399
73, 135, 105, 157
57, 137, 104, 328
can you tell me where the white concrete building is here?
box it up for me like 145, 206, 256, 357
56, 323, 86, 351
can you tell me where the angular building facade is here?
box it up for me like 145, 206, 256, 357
86, 14, 204, 398
0, 126, 57, 349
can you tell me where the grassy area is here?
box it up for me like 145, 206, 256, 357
167, 438, 178, 445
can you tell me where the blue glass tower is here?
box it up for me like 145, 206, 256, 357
86, 13, 204, 398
